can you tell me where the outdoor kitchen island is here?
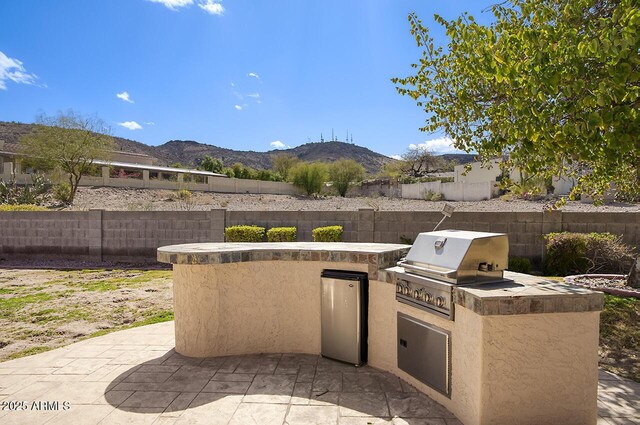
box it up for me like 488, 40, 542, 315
158, 241, 604, 425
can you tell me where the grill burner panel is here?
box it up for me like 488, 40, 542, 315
396, 273, 453, 320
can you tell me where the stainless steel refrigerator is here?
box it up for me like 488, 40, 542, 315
320, 269, 368, 366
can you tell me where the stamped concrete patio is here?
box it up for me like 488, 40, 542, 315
0, 321, 637, 425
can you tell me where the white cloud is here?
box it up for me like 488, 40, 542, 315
247, 93, 260, 99
198, 0, 224, 15
116, 91, 134, 103
0, 51, 38, 90
390, 154, 403, 160
270, 140, 289, 149
408, 138, 466, 155
248, 72, 260, 80
118, 121, 143, 130
234, 105, 243, 111
144, 121, 156, 126
146, 0, 193, 10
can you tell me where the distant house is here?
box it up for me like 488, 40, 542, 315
0, 139, 301, 196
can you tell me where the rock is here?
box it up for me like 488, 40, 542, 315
627, 257, 640, 288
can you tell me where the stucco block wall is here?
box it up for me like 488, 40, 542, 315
172, 261, 369, 357
1, 209, 638, 263
369, 277, 599, 425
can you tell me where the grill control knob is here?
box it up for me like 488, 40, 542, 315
413, 290, 420, 299
435, 297, 446, 308
424, 292, 433, 303
396, 284, 402, 293
403, 286, 410, 295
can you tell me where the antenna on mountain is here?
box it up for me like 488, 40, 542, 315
320, 133, 324, 143
350, 134, 353, 144
331, 128, 334, 142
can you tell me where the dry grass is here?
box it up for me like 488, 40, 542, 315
0, 268, 173, 361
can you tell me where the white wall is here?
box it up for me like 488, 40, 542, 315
401, 180, 493, 201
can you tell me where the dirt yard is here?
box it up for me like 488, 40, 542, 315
0, 267, 173, 361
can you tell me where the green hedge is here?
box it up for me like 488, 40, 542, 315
508, 257, 531, 274
267, 227, 297, 242
0, 204, 48, 211
543, 232, 635, 276
224, 225, 265, 242
312, 225, 343, 242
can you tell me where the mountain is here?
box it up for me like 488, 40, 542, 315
439, 153, 477, 165
154, 140, 393, 174
0, 121, 470, 174
0, 122, 395, 174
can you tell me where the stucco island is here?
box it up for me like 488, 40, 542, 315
158, 242, 603, 425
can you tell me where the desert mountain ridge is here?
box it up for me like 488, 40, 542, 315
0, 121, 475, 174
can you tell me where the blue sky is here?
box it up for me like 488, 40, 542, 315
0, 0, 494, 158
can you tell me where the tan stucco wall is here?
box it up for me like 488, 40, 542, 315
480, 312, 599, 425
173, 263, 599, 425
172, 261, 368, 357
367, 279, 599, 425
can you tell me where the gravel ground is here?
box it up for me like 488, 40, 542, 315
64, 187, 640, 212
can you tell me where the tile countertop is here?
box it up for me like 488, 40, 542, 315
381, 267, 604, 316
157, 242, 411, 278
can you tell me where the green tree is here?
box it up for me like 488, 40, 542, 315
290, 162, 328, 196
199, 155, 224, 173
329, 159, 365, 197
393, 0, 640, 202
271, 153, 299, 181
19, 110, 115, 204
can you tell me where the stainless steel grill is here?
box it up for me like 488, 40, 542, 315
396, 230, 510, 320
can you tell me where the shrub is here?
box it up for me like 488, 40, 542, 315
0, 173, 50, 205
225, 225, 266, 242
175, 189, 193, 211
543, 232, 635, 276
508, 257, 532, 274
423, 190, 444, 201
290, 162, 328, 196
53, 183, 72, 204
312, 225, 343, 242
0, 204, 48, 211
328, 159, 365, 197
267, 227, 297, 242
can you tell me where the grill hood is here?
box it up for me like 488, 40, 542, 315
399, 230, 509, 284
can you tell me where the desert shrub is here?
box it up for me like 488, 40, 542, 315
175, 189, 193, 211
0, 173, 50, 205
423, 190, 444, 201
225, 225, 265, 242
53, 183, 72, 204
508, 257, 532, 274
0, 204, 48, 211
543, 232, 635, 276
290, 162, 328, 196
267, 227, 297, 242
328, 159, 365, 197
312, 225, 343, 242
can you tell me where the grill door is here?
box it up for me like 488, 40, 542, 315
397, 312, 450, 397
